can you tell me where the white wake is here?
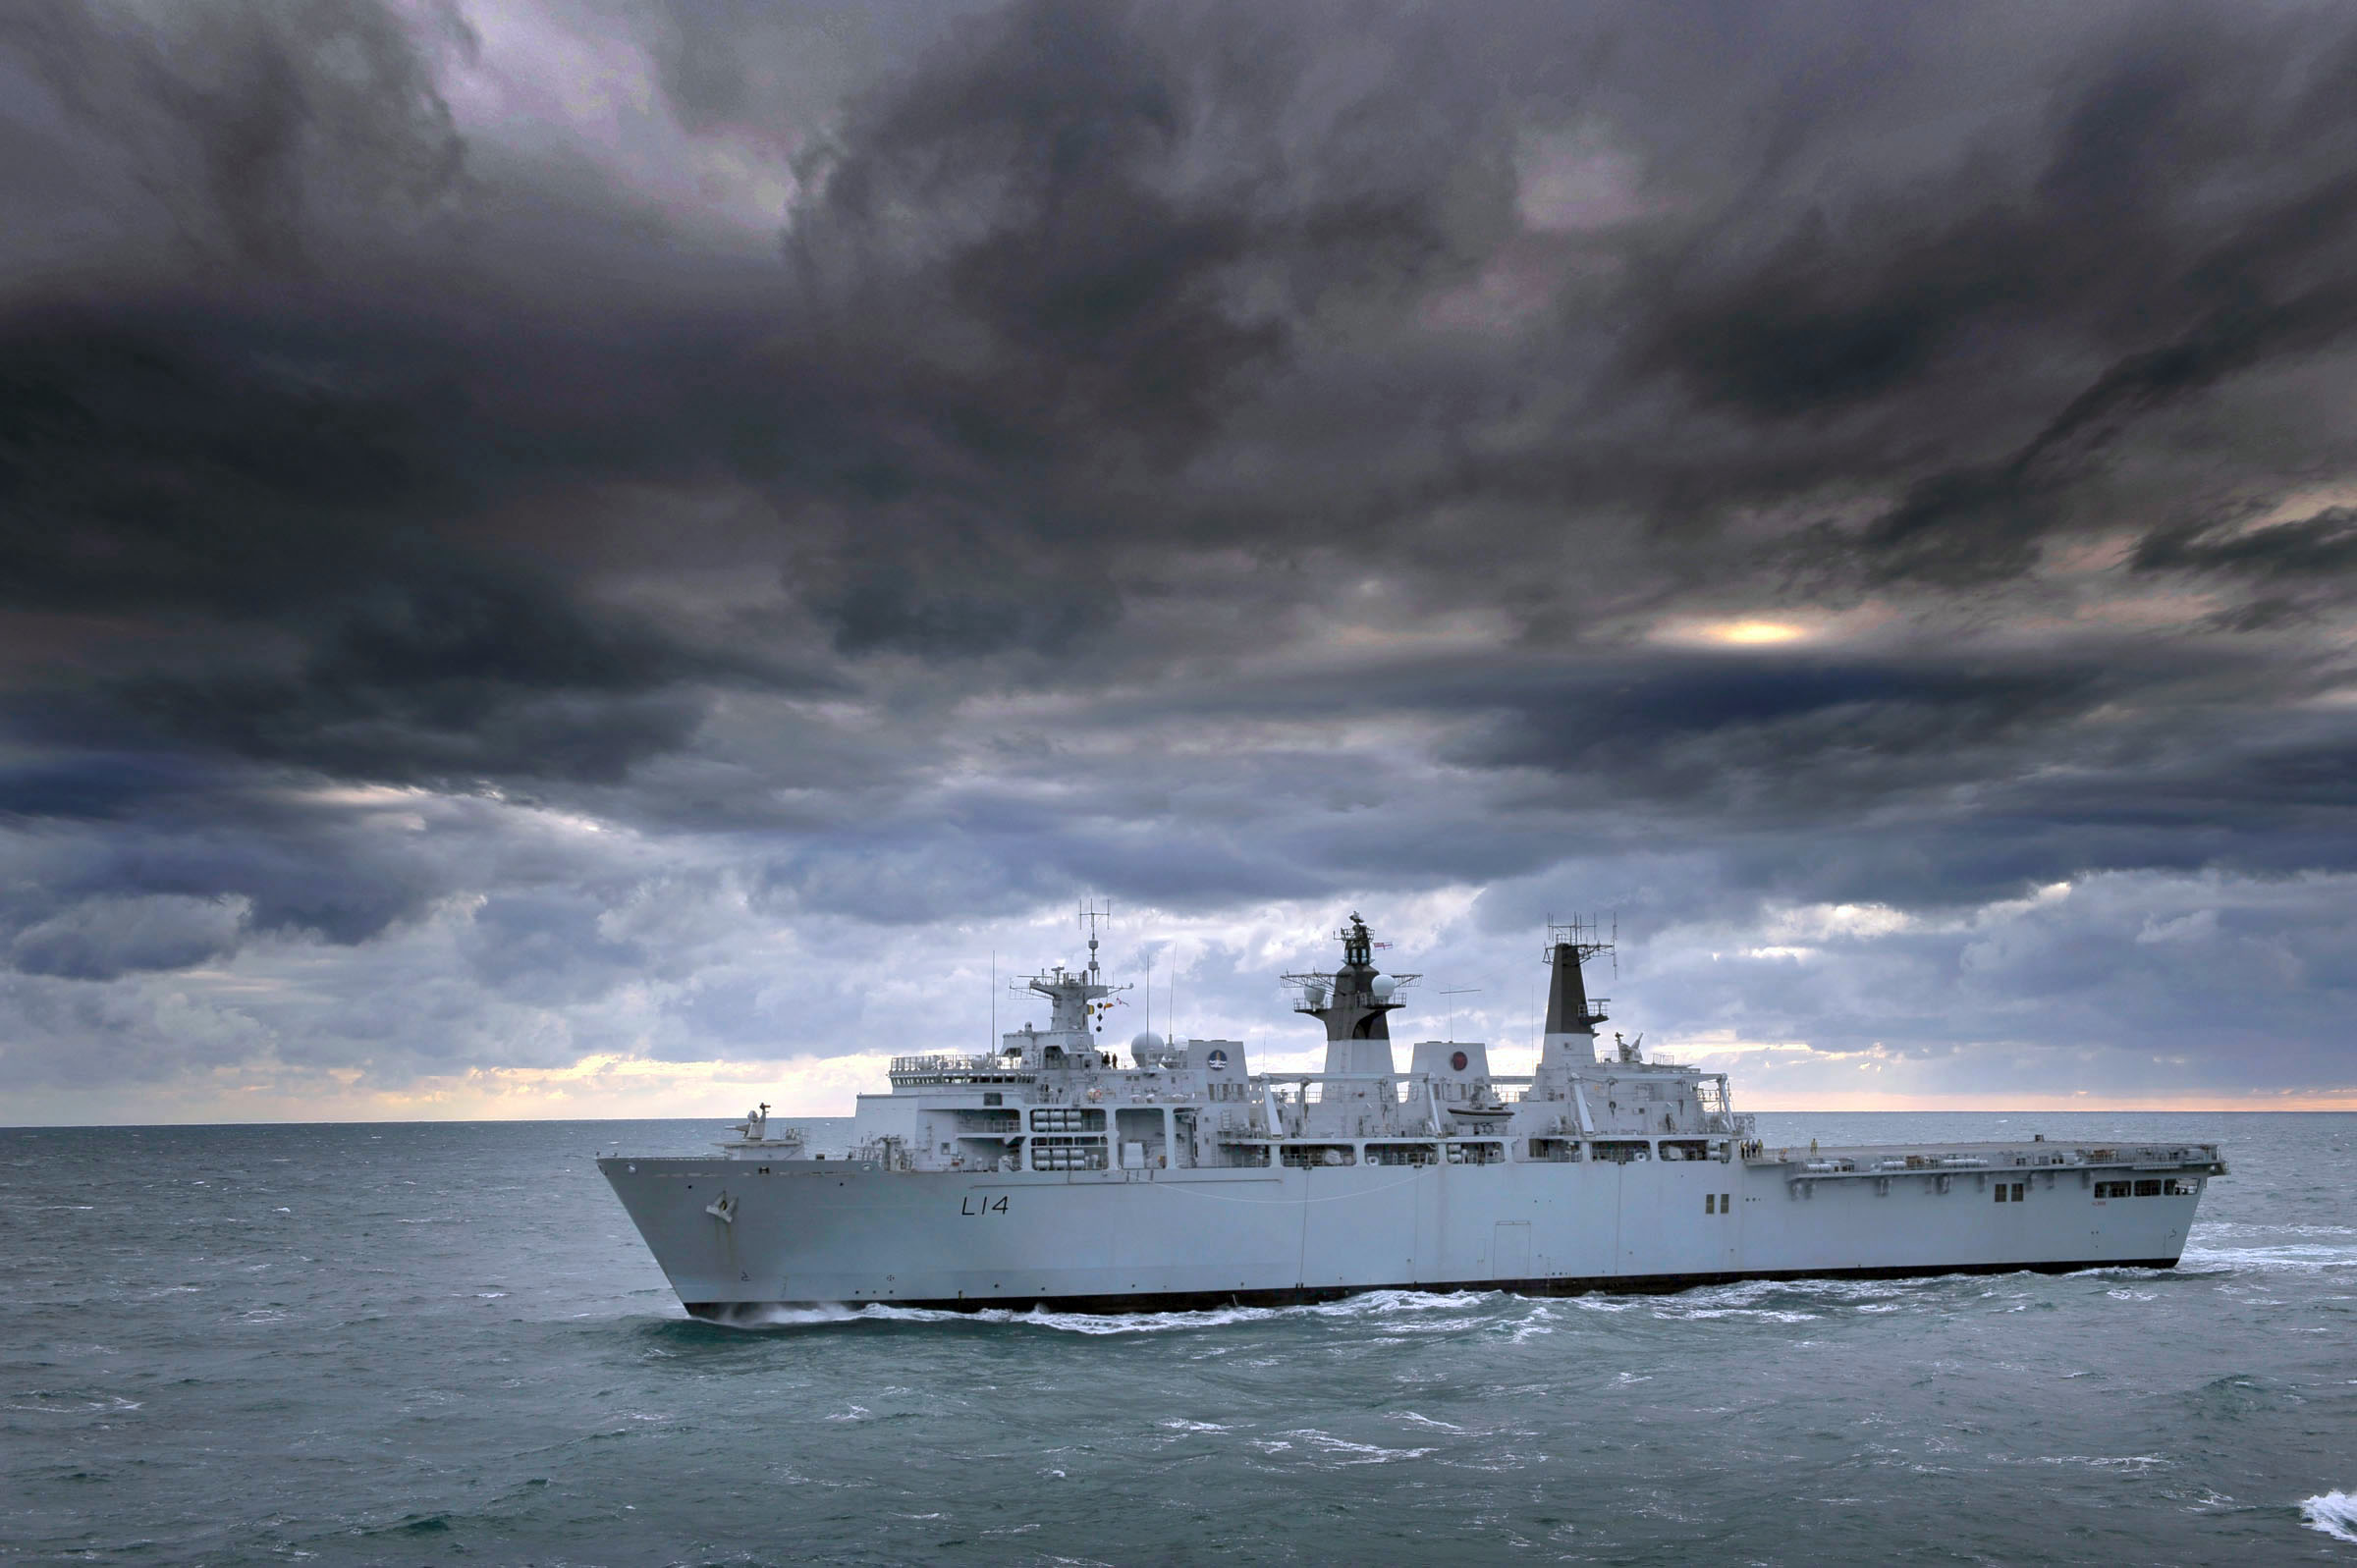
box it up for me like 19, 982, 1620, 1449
2302, 1490, 2357, 1543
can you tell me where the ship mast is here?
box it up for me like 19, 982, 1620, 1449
1283, 913, 1419, 1097
1005, 899, 1127, 1063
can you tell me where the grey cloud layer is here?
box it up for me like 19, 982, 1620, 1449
2, 0, 2354, 1106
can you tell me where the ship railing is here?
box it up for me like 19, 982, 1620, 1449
887, 1054, 1037, 1085
1754, 1140, 2226, 1172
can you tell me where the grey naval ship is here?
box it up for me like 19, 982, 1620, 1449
599, 915, 2225, 1317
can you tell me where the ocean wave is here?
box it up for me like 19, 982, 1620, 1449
6, 1392, 143, 1416
2197, 1222, 2357, 1240
2179, 1244, 2357, 1273
1279, 1428, 1439, 1466
2302, 1490, 2357, 1543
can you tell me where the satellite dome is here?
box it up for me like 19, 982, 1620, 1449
1370, 975, 1397, 1000
1130, 1031, 1165, 1052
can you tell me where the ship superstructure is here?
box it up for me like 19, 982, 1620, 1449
600, 915, 2224, 1316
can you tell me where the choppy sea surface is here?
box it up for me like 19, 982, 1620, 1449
4, 1111, 2355, 1567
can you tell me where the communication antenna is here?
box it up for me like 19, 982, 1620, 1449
1078, 897, 1110, 981
990, 949, 996, 1049
1439, 986, 1481, 1043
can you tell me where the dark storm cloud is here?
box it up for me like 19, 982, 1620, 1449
2131, 506, 2357, 626
2, 0, 471, 272
748, 0, 1511, 657
3, 0, 2357, 1109
1625, 11, 2357, 585
0, 302, 765, 784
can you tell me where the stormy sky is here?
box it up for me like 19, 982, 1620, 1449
4, 0, 2355, 1123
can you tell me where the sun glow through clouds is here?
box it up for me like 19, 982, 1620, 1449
1712, 621, 1806, 645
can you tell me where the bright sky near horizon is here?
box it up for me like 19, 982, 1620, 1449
3, 0, 2356, 1124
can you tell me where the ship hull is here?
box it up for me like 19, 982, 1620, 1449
599, 1152, 2208, 1317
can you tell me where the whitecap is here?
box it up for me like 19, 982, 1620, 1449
2302, 1490, 2357, 1543
2180, 1245, 2357, 1273
1397, 1412, 1465, 1433
2028, 1454, 2167, 1472
1286, 1429, 1438, 1465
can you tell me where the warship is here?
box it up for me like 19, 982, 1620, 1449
599, 914, 2224, 1316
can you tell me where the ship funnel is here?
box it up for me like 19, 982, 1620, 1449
1537, 918, 1611, 1071
1545, 943, 1596, 1035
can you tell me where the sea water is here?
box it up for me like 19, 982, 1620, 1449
3, 1111, 2353, 1566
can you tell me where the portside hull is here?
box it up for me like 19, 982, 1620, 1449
684, 1258, 2184, 1319
600, 1155, 2207, 1316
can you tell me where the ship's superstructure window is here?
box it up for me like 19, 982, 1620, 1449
2095, 1177, 2198, 1198
1705, 1193, 1716, 1214
1281, 1144, 1357, 1167
1996, 1182, 2027, 1202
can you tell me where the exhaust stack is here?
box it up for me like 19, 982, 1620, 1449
1539, 918, 1612, 1070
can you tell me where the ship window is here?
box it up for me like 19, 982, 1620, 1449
2164, 1177, 2196, 1196
2133, 1179, 2163, 1197
1722, 1193, 1730, 1212
1995, 1184, 2008, 1203
983, 1093, 1002, 1107
1705, 1193, 1716, 1214
2012, 1183, 2025, 1202
2095, 1180, 2130, 1199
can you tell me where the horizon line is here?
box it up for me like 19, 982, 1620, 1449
6, 1103, 2356, 1132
